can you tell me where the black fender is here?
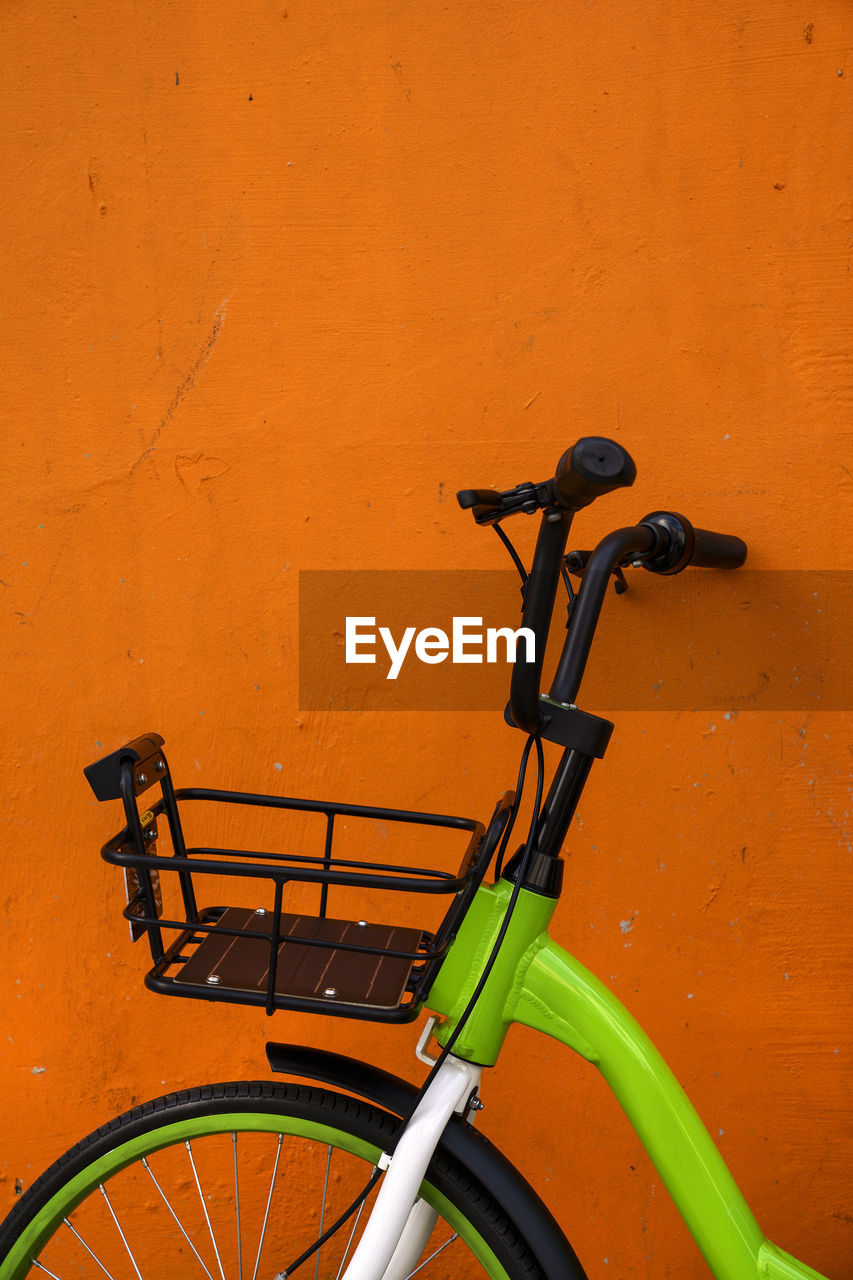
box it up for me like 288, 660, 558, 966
266, 1042, 587, 1280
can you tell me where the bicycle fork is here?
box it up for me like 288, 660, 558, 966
332, 1052, 483, 1280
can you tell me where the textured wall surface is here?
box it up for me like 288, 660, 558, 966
1, 1, 851, 1275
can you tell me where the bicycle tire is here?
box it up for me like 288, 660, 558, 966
0, 1081, 546, 1280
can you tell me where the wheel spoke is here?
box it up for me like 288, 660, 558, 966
98, 1184, 145, 1280
62, 1217, 116, 1279
142, 1157, 216, 1280
30, 1262, 64, 1280
405, 1231, 459, 1277
333, 1168, 376, 1280
251, 1131, 283, 1280
314, 1145, 333, 1280
233, 1131, 243, 1280
185, 1140, 227, 1280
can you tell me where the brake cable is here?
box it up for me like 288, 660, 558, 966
494, 523, 577, 629
493, 522, 527, 584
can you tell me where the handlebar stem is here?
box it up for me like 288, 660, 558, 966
532, 747, 596, 864
509, 509, 573, 733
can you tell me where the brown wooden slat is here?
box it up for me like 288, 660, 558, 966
172, 907, 423, 1009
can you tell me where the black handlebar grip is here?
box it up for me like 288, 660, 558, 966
691, 527, 748, 570
552, 437, 637, 511
640, 511, 747, 573
457, 488, 503, 511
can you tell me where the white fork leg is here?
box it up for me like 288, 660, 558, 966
339, 1054, 482, 1280
376, 1198, 439, 1280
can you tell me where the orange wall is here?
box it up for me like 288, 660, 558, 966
1, 2, 851, 1275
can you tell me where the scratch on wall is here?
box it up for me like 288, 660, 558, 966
130, 297, 230, 474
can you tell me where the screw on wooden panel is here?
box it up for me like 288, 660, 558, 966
323, 987, 338, 998
207, 974, 222, 985
136, 773, 147, 786
156, 760, 166, 773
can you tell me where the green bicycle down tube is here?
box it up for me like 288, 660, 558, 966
425, 880, 828, 1280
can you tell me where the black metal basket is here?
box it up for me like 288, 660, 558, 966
85, 734, 512, 1022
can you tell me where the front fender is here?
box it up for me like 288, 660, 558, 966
265, 1041, 586, 1280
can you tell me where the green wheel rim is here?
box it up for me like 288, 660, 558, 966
1, 1110, 512, 1280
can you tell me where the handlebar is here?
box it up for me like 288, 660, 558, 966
553, 437, 637, 510
459, 440, 748, 736
509, 509, 573, 732
456, 436, 637, 525
548, 524, 655, 709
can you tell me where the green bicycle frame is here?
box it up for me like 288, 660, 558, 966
425, 878, 828, 1280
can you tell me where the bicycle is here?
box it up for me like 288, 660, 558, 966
0, 438, 836, 1280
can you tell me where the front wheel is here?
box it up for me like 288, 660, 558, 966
0, 1082, 547, 1280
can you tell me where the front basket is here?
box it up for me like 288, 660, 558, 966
85, 734, 511, 1022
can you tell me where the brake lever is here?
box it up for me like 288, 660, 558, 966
564, 550, 629, 595
457, 479, 555, 525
